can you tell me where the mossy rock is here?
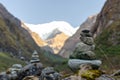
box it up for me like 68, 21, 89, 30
81, 70, 103, 80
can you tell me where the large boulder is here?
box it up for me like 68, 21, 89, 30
70, 51, 96, 60
70, 42, 95, 60
74, 42, 95, 52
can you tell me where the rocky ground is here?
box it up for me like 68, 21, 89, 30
0, 30, 120, 80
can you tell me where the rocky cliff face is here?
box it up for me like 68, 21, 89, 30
59, 15, 97, 58
91, 0, 120, 70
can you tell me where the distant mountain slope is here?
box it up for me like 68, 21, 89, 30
46, 32, 69, 54
59, 15, 97, 58
0, 3, 67, 71
25, 21, 78, 54
21, 23, 46, 47
0, 3, 40, 58
25, 21, 77, 40
31, 32, 46, 46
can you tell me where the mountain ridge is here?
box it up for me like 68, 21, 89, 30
25, 21, 78, 40
25, 21, 78, 54
0, 3, 68, 72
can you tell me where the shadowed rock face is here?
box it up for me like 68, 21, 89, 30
0, 3, 41, 58
59, 15, 97, 58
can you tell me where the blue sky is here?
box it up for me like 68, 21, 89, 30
0, 0, 106, 27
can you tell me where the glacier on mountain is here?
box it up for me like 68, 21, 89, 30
25, 21, 78, 40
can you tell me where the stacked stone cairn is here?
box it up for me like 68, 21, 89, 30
21, 51, 61, 80
68, 30, 103, 79
30, 50, 40, 63
66, 30, 115, 80
17, 50, 43, 80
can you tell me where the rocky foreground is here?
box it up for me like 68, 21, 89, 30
0, 30, 120, 80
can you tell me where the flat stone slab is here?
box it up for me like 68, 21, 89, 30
68, 59, 102, 69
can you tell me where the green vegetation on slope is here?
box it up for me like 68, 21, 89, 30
42, 51, 72, 74
95, 20, 120, 72
0, 16, 70, 73
0, 52, 25, 72
0, 4, 71, 74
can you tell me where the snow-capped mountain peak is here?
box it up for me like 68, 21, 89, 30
25, 21, 78, 40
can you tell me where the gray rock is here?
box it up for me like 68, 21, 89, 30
0, 74, 10, 80
70, 42, 95, 59
80, 30, 93, 45
80, 37, 94, 45
95, 75, 115, 80
75, 42, 95, 52
40, 67, 61, 80
23, 63, 43, 71
68, 59, 102, 70
71, 51, 96, 60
